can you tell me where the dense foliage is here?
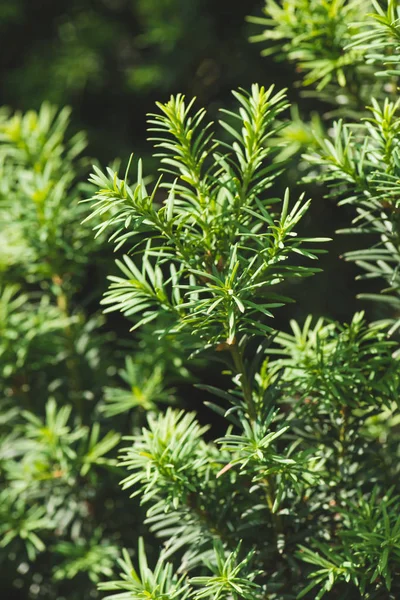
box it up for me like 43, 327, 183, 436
0, 102, 188, 599
2, 1, 400, 599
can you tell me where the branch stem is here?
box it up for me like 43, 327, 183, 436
229, 341, 256, 420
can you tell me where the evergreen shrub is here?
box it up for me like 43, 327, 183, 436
2, 1, 400, 599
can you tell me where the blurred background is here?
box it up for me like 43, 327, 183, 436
0, 0, 365, 324
0, 0, 272, 161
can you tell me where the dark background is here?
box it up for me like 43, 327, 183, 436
0, 0, 368, 327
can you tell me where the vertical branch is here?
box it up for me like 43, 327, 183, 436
229, 340, 283, 535
229, 340, 256, 421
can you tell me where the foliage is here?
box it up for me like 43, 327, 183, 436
249, 0, 372, 95
85, 85, 327, 351
268, 311, 399, 410
99, 540, 191, 600
293, 1, 400, 334
248, 0, 400, 158
0, 102, 180, 599
85, 13, 400, 592
2, 1, 400, 600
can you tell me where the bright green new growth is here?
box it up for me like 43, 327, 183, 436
86, 85, 327, 352
248, 0, 371, 91
251, 0, 400, 333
